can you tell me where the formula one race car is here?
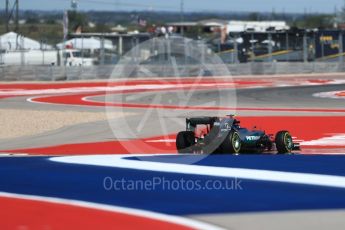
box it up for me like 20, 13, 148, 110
176, 115, 300, 154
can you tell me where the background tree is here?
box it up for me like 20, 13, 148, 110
341, 1, 345, 22
293, 14, 333, 29
68, 11, 88, 32
247, 12, 261, 21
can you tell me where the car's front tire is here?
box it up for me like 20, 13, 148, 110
176, 131, 195, 154
275, 130, 293, 154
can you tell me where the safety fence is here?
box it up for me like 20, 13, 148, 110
1, 62, 345, 81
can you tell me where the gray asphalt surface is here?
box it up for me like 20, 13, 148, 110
0, 84, 344, 150
110, 83, 345, 110
190, 210, 345, 230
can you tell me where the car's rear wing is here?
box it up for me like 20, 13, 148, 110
186, 117, 219, 126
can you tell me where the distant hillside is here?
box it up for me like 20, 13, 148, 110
0, 10, 313, 26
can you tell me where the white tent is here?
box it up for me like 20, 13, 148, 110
0, 31, 52, 50
56, 37, 114, 50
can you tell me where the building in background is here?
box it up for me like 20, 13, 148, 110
226, 21, 290, 33
167, 20, 289, 35
56, 37, 115, 52
167, 19, 228, 35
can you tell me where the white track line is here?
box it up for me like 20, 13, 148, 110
0, 153, 28, 157
302, 134, 345, 146
0, 191, 224, 230
1, 83, 235, 96
313, 91, 345, 99
50, 154, 345, 189
26, 94, 86, 107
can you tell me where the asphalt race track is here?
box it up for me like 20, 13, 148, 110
0, 75, 345, 229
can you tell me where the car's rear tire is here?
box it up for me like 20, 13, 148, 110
203, 126, 222, 154
275, 131, 293, 154
176, 131, 195, 154
221, 130, 241, 154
